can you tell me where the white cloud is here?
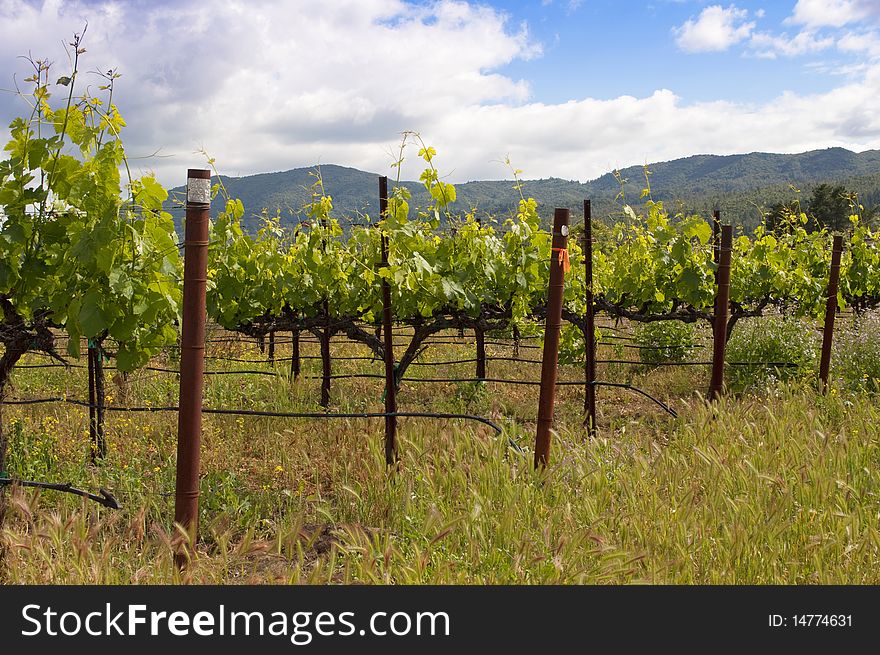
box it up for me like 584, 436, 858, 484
0, 0, 541, 184
804, 59, 871, 77
422, 69, 880, 183
0, 0, 880, 192
838, 30, 880, 59
673, 5, 755, 53
749, 29, 836, 58
748, 2, 880, 62
788, 0, 880, 29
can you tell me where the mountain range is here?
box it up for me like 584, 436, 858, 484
167, 147, 880, 233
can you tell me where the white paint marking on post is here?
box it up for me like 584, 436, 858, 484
186, 176, 211, 205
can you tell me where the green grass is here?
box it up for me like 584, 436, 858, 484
1, 318, 878, 584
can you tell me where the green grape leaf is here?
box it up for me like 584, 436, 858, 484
78, 290, 108, 336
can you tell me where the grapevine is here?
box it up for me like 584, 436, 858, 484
0, 33, 182, 481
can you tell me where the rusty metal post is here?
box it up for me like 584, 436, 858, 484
535, 208, 570, 469
819, 235, 844, 393
379, 177, 398, 465
583, 200, 597, 438
290, 329, 301, 380
475, 327, 487, 380
174, 168, 210, 564
708, 225, 733, 400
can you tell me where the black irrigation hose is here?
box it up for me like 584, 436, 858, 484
204, 354, 377, 363
191, 368, 282, 377
14, 358, 801, 373
200, 334, 673, 351
211, 335, 631, 348
409, 357, 496, 366
0, 478, 121, 509
403, 358, 797, 368
4, 397, 77, 406
1, 398, 505, 437
15, 364, 283, 376
484, 340, 541, 348
405, 357, 795, 368
442, 340, 701, 351
14, 336, 798, 429
598, 360, 800, 368
606, 343, 707, 350
363, 326, 634, 341
591, 382, 678, 419
195, 350, 800, 369
206, 409, 507, 439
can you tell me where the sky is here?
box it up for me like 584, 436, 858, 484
1, 0, 880, 188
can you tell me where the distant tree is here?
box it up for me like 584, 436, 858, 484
861, 203, 880, 229
807, 183, 854, 232
763, 200, 803, 235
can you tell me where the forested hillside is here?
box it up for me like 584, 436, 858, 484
167, 148, 880, 232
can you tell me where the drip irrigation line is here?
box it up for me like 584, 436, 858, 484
404, 377, 540, 385
728, 361, 800, 368
204, 354, 377, 363
590, 382, 678, 419
2, 398, 505, 431
265, 336, 715, 351
0, 397, 510, 444
382, 377, 625, 386
204, 409, 506, 438
13, 357, 800, 373
597, 360, 799, 368
404, 357, 798, 368
240, 374, 664, 389
0, 477, 121, 509
483, 341, 542, 349
353, 324, 413, 333
198, 319, 383, 343
409, 357, 497, 366
613, 343, 706, 351
6, 363, 281, 376
202, 369, 281, 377
266, 338, 468, 348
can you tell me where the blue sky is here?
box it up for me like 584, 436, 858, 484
495, 0, 843, 103
1, 1, 879, 186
